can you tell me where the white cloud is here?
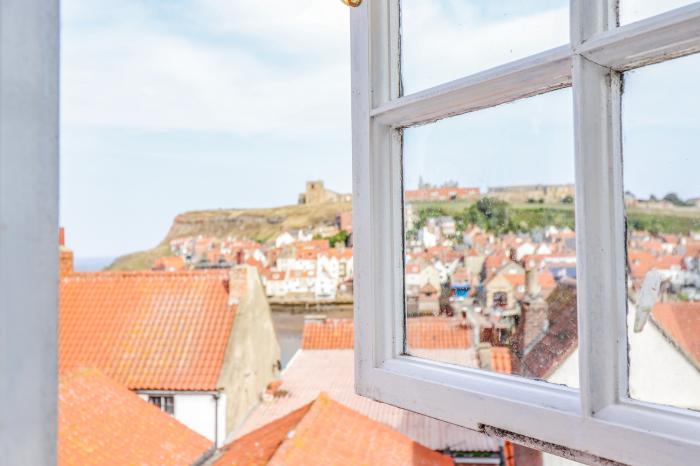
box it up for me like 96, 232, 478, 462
619, 0, 696, 25
61, 0, 351, 140
401, 1, 569, 93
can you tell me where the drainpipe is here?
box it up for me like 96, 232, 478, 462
214, 392, 220, 448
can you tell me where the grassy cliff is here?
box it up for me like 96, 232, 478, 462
108, 202, 351, 271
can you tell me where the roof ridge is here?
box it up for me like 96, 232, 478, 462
62, 269, 231, 281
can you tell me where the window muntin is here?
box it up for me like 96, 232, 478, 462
619, 0, 699, 25
402, 89, 579, 386
148, 395, 175, 415
622, 53, 700, 411
400, 0, 569, 94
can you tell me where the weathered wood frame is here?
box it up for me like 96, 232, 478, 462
351, 2, 700, 464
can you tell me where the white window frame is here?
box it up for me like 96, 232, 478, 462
350, 1, 700, 464
0, 1, 59, 464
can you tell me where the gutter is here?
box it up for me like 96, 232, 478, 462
191, 445, 216, 466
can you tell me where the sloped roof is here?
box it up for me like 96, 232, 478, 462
59, 369, 212, 466
214, 403, 312, 466
302, 318, 354, 349
234, 350, 498, 452
302, 317, 471, 350
60, 270, 239, 390
651, 302, 700, 370
219, 394, 454, 466
516, 283, 578, 380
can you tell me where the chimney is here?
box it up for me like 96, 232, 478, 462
515, 268, 548, 356
59, 227, 74, 278
526, 267, 541, 297
228, 265, 249, 305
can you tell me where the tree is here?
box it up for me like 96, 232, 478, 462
663, 192, 690, 207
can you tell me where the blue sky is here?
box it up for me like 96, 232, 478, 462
61, 0, 699, 259
61, 0, 353, 258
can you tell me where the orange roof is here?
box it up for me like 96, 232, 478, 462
214, 403, 312, 466
217, 394, 453, 466
406, 317, 471, 349
153, 256, 186, 271
491, 347, 513, 374
303, 317, 470, 350
652, 302, 700, 369
485, 254, 508, 270
60, 270, 238, 390
59, 369, 212, 466
302, 318, 354, 349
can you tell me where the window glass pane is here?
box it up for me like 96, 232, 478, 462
619, 0, 697, 25
623, 53, 700, 411
403, 89, 579, 387
400, 0, 569, 95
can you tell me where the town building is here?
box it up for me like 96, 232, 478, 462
213, 393, 455, 466
405, 186, 480, 202
228, 316, 503, 465
60, 265, 281, 447
298, 180, 352, 205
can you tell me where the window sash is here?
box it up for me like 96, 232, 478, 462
351, 1, 700, 463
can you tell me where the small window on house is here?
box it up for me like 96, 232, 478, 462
148, 396, 175, 415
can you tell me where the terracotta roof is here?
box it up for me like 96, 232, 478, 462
651, 302, 700, 370
214, 403, 312, 466
302, 317, 471, 350
59, 369, 212, 466
485, 254, 508, 270
60, 270, 239, 390
234, 350, 499, 452
406, 317, 471, 349
516, 283, 578, 380
302, 318, 354, 349
491, 347, 513, 374
221, 393, 454, 466
153, 256, 186, 271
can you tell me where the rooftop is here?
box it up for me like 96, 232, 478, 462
60, 270, 241, 391
59, 369, 212, 466
218, 393, 454, 466
233, 349, 498, 452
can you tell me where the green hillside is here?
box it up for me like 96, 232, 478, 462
108, 202, 351, 271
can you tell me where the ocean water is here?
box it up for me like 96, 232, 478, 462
73, 257, 115, 272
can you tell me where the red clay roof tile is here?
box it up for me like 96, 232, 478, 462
652, 302, 700, 369
302, 317, 471, 350
217, 393, 454, 466
59, 369, 212, 466
214, 403, 312, 466
60, 270, 237, 391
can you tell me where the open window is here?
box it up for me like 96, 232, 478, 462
351, 1, 700, 464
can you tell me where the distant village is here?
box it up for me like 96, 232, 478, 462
56, 180, 700, 465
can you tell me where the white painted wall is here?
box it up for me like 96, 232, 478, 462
546, 349, 579, 388
542, 452, 583, 465
627, 302, 700, 410
175, 394, 218, 445
0, 2, 59, 465
139, 392, 226, 447
544, 302, 700, 465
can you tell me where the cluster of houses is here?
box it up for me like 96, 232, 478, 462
402, 208, 700, 414
157, 222, 354, 302
57, 230, 528, 465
